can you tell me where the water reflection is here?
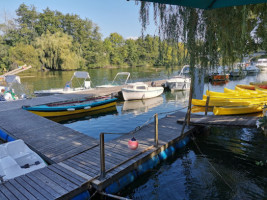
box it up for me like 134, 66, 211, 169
122, 96, 164, 115
120, 127, 267, 200
50, 105, 118, 123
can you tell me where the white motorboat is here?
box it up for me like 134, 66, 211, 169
122, 82, 164, 101
256, 58, 267, 71
165, 65, 191, 91
229, 68, 247, 77
34, 71, 91, 96
96, 72, 130, 88
0, 139, 46, 182
245, 65, 260, 74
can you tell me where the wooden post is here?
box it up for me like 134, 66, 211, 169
100, 133, 105, 179
154, 114, 158, 148
186, 81, 193, 126
205, 96, 210, 115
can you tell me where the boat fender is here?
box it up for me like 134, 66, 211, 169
128, 137, 138, 150
67, 108, 75, 111
84, 106, 91, 110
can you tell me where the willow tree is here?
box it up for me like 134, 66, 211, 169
35, 31, 84, 70
139, 3, 266, 69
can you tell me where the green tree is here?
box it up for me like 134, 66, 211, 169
0, 36, 10, 72
125, 39, 139, 66
35, 31, 84, 70
104, 33, 126, 66
9, 43, 40, 68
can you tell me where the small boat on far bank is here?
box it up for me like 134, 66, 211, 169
34, 71, 92, 96
245, 65, 260, 74
165, 65, 191, 91
122, 82, 164, 101
22, 96, 117, 117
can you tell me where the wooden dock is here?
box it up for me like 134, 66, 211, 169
0, 82, 260, 199
0, 88, 195, 200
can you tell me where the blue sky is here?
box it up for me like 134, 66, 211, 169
0, 0, 156, 39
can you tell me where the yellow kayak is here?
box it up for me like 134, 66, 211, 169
213, 105, 263, 115
192, 99, 252, 107
203, 94, 267, 102
191, 106, 213, 113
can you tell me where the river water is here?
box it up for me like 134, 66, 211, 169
19, 67, 267, 199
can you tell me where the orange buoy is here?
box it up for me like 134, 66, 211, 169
128, 137, 138, 150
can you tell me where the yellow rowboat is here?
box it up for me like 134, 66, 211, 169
22, 97, 117, 117
213, 105, 263, 115
192, 99, 252, 107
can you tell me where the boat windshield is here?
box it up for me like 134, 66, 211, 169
111, 72, 131, 85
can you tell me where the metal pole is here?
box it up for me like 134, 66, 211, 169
186, 81, 193, 126
154, 113, 158, 147
205, 96, 210, 115
100, 132, 105, 179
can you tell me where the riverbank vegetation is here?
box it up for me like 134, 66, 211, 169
0, 4, 187, 72
139, 3, 267, 68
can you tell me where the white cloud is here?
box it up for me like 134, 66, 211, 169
126, 36, 138, 40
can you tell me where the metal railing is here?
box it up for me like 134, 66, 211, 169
99, 113, 159, 179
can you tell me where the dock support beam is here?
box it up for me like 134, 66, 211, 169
205, 96, 210, 115
154, 114, 158, 148
100, 132, 105, 179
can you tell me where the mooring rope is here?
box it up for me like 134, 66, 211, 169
191, 133, 234, 191
105, 105, 189, 149
88, 190, 98, 200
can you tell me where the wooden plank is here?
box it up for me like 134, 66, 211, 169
70, 156, 100, 175
30, 170, 68, 196
0, 184, 18, 200
52, 164, 88, 183
15, 176, 46, 200
3, 181, 28, 200
0, 190, 9, 200
21, 175, 55, 200
8, 179, 37, 200
58, 162, 93, 180
48, 165, 86, 185
38, 167, 78, 192
63, 159, 98, 178
25, 173, 61, 199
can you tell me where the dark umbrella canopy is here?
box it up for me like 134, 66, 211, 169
138, 0, 267, 9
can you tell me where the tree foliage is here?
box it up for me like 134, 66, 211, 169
35, 31, 84, 70
138, 3, 267, 68
0, 3, 190, 72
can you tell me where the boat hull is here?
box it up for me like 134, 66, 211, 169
23, 98, 117, 117
122, 87, 164, 101
165, 78, 191, 91
213, 106, 263, 115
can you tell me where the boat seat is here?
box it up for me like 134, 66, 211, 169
0, 156, 22, 180
5, 139, 32, 160
84, 81, 91, 89
0, 145, 8, 159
